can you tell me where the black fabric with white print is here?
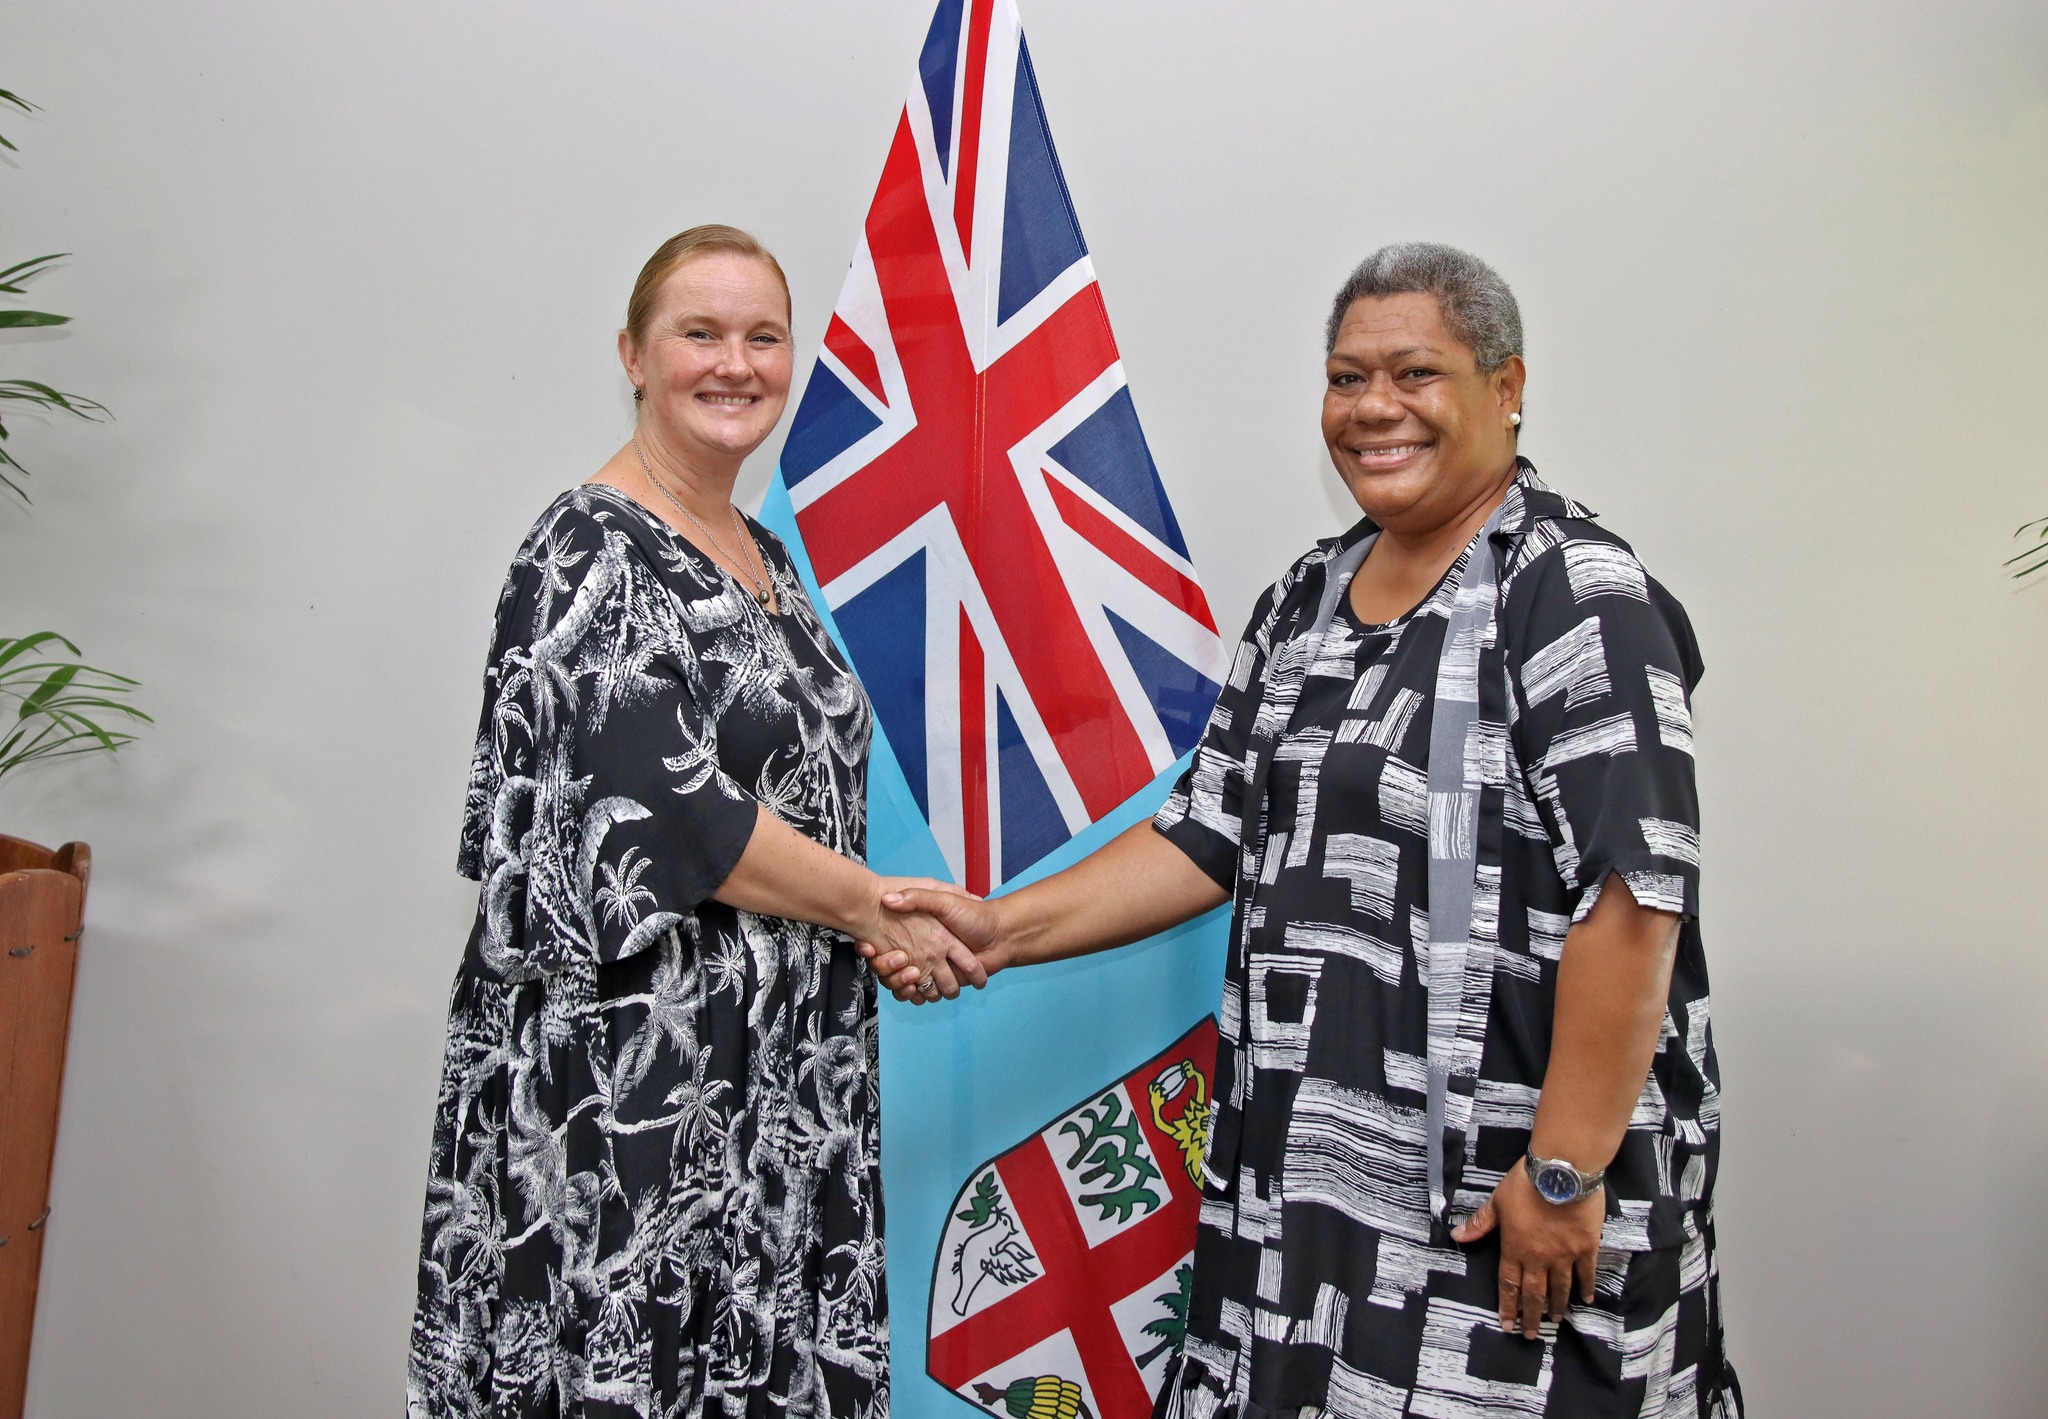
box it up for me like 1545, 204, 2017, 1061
1149, 463, 1740, 1418
409, 485, 885, 1419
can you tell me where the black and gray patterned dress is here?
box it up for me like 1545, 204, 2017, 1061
1151, 464, 1741, 1419
409, 485, 884, 1419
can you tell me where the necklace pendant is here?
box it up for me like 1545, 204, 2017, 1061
753, 587, 771, 607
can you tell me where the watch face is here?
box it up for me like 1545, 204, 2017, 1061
1534, 1162, 1580, 1204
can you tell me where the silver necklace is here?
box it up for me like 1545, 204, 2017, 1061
632, 438, 773, 608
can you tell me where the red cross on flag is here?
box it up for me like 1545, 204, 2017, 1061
927, 1019, 1220, 1419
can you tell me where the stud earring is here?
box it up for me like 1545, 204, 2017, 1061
1508, 411, 1521, 427
633, 387, 645, 402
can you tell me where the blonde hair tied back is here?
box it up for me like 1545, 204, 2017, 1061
624, 224, 792, 346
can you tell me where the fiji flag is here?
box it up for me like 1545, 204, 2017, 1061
754, 1, 1232, 1415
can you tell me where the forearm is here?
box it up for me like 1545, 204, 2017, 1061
992, 822, 1228, 969
1530, 875, 1680, 1171
713, 804, 881, 938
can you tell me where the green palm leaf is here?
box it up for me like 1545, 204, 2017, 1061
0, 88, 32, 153
0, 88, 150, 785
2009, 517, 2048, 580
0, 380, 109, 417
0, 634, 150, 781
0, 254, 67, 293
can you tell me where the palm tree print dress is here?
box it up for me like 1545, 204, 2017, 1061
409, 484, 884, 1419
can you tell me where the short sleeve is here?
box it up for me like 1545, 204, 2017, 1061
1153, 586, 1278, 891
1503, 534, 1705, 923
461, 501, 759, 978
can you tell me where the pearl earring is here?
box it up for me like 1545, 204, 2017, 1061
1509, 412, 1521, 427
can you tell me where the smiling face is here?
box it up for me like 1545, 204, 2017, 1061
619, 251, 794, 471
1321, 292, 1526, 534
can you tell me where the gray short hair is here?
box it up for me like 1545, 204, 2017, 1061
1325, 242, 1524, 372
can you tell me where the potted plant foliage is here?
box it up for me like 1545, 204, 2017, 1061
2011, 518, 2047, 581
0, 85, 148, 1414
0, 87, 144, 784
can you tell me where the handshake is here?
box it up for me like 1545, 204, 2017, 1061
855, 878, 1005, 1005
847, 819, 1213, 1004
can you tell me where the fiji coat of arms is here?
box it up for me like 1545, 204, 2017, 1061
928, 1017, 1219, 1419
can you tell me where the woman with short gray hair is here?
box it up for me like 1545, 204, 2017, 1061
868, 242, 1742, 1417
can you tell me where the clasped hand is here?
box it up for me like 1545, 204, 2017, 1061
858, 878, 993, 1001
857, 882, 1005, 1005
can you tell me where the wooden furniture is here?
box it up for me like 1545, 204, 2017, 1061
0, 835, 88, 1419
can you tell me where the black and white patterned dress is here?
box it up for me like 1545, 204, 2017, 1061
408, 485, 884, 1419
1151, 464, 1741, 1419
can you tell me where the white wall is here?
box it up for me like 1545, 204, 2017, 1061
5, 1, 2044, 1412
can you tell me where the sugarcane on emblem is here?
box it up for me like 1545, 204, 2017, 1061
974, 1376, 1096, 1419
1147, 1058, 1211, 1186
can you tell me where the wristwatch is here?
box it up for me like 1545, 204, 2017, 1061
1524, 1150, 1606, 1205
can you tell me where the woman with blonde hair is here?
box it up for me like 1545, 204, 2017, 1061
408, 225, 979, 1418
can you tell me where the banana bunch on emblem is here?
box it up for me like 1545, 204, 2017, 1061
972, 1377, 1095, 1419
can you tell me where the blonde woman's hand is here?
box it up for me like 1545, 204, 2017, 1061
860, 885, 1008, 1003
856, 877, 986, 1003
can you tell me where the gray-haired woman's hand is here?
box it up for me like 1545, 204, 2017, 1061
859, 885, 1009, 1003
856, 877, 988, 1003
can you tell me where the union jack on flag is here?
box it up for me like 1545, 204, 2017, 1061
783, 0, 1227, 894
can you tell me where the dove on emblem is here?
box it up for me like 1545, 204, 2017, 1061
950, 1194, 1039, 1316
